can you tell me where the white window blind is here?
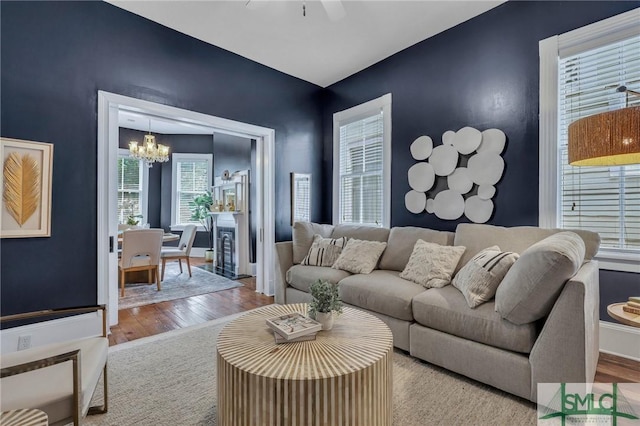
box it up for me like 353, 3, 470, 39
117, 151, 147, 224
558, 35, 640, 250
171, 153, 212, 227
333, 94, 391, 228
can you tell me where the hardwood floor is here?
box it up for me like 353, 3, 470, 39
110, 257, 639, 383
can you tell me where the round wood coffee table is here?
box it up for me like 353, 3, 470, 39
216, 303, 394, 426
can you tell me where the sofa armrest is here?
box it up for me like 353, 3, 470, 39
529, 261, 599, 401
274, 242, 293, 304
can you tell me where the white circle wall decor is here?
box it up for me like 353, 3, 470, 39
408, 162, 436, 192
442, 130, 456, 146
467, 151, 504, 186
478, 129, 506, 154
464, 196, 494, 223
426, 198, 435, 214
447, 167, 473, 194
429, 145, 458, 176
410, 136, 433, 160
452, 126, 482, 155
478, 185, 496, 200
405, 190, 427, 214
433, 190, 465, 220
404, 127, 505, 224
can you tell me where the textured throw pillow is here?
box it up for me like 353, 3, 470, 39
332, 238, 387, 274
400, 240, 466, 288
452, 246, 520, 308
301, 235, 347, 267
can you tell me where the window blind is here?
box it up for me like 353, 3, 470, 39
338, 113, 384, 226
558, 35, 640, 249
175, 156, 211, 225
117, 155, 143, 224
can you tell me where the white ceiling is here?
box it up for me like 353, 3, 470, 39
106, 0, 505, 87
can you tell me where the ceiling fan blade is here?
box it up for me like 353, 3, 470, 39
320, 0, 346, 21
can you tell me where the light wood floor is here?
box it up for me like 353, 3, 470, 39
110, 258, 640, 384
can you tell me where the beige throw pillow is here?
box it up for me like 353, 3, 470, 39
301, 235, 347, 267
452, 246, 520, 308
332, 238, 387, 274
400, 240, 466, 288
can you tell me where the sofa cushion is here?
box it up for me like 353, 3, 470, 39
452, 246, 519, 308
339, 270, 426, 321
331, 224, 390, 242
301, 235, 347, 267
332, 238, 387, 274
286, 264, 351, 293
495, 231, 586, 325
292, 222, 334, 264
400, 240, 466, 288
379, 226, 454, 271
453, 224, 599, 274
412, 286, 538, 353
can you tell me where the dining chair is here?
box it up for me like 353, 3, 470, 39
161, 224, 197, 280
119, 228, 163, 297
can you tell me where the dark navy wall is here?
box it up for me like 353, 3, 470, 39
0, 1, 323, 315
323, 1, 640, 322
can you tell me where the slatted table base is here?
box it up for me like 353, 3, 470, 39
216, 304, 393, 426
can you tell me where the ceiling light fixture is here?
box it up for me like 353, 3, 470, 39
129, 120, 169, 167
568, 86, 640, 166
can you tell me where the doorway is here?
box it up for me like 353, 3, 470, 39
97, 91, 275, 326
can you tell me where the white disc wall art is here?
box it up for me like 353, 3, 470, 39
405, 190, 427, 214
433, 190, 465, 220
478, 185, 496, 200
464, 196, 494, 223
429, 145, 458, 176
452, 126, 482, 155
447, 167, 473, 194
467, 151, 504, 186
442, 130, 456, 146
410, 136, 433, 160
426, 198, 435, 213
408, 162, 436, 192
478, 129, 506, 154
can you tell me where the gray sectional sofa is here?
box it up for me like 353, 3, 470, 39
274, 222, 601, 402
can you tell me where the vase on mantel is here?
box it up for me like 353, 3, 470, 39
315, 312, 334, 331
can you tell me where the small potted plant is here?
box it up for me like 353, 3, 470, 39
308, 279, 343, 330
190, 191, 215, 262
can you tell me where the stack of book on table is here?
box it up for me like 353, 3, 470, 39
266, 312, 322, 344
622, 296, 640, 316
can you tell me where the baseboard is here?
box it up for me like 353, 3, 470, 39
599, 320, 640, 362
0, 312, 103, 354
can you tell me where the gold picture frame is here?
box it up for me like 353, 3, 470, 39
1, 137, 53, 238
291, 172, 311, 225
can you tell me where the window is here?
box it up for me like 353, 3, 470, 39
171, 153, 213, 230
539, 8, 640, 272
117, 149, 148, 225
333, 94, 391, 227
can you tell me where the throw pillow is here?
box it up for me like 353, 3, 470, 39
400, 240, 466, 288
495, 231, 586, 325
452, 246, 520, 308
332, 238, 387, 274
301, 235, 347, 267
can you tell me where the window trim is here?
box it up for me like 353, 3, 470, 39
539, 8, 640, 273
332, 93, 392, 228
117, 148, 149, 225
170, 152, 213, 231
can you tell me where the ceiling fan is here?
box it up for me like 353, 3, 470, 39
245, 0, 346, 21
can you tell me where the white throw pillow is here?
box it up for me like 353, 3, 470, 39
301, 235, 347, 267
400, 240, 466, 288
332, 238, 387, 274
452, 246, 519, 308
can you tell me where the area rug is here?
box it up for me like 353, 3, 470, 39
86, 313, 536, 426
118, 263, 243, 310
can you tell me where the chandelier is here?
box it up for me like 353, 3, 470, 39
129, 121, 169, 167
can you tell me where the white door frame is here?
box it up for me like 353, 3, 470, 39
97, 91, 275, 326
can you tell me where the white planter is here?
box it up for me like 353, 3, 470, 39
205, 250, 215, 262
316, 312, 334, 331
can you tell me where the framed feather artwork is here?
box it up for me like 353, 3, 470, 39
1, 137, 53, 238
